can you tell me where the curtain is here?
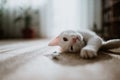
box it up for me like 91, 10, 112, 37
43, 0, 95, 38
1, 0, 47, 38
1, 0, 99, 38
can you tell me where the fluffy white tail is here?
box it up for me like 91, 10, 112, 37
100, 39, 120, 50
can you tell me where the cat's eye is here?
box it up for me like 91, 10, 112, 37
71, 46, 73, 51
63, 37, 68, 41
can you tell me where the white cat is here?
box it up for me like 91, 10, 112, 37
48, 30, 120, 58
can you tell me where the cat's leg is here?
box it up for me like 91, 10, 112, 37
80, 37, 102, 58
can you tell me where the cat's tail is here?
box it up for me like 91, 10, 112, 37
100, 39, 120, 50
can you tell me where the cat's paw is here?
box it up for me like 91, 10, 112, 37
80, 47, 97, 58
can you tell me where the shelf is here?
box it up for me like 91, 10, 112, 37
103, 22, 111, 26
110, 17, 120, 22
112, 0, 120, 6
103, 0, 120, 13
102, 0, 120, 39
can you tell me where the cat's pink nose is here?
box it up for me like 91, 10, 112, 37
72, 37, 79, 44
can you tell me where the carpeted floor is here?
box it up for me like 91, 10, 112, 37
0, 39, 120, 80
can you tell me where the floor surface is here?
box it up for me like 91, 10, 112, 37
0, 39, 120, 80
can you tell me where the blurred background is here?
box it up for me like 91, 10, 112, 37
0, 0, 120, 40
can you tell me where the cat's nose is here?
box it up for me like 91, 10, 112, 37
72, 37, 79, 44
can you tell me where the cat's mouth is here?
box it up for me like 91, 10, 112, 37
70, 46, 73, 51
69, 45, 77, 52
69, 44, 82, 53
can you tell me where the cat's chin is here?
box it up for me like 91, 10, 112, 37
61, 48, 80, 53
60, 48, 67, 52
60, 48, 68, 53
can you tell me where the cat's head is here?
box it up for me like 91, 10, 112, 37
48, 30, 85, 52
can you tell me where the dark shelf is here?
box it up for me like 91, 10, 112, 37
101, 0, 120, 40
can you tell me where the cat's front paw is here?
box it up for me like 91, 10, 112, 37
80, 47, 97, 58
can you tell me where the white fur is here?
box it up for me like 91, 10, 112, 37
55, 30, 120, 58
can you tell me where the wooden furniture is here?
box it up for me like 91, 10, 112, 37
101, 0, 120, 40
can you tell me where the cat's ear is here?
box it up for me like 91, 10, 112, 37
48, 36, 60, 46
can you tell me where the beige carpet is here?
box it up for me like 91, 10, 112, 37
0, 39, 120, 80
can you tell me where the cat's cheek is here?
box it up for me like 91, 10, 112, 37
60, 48, 63, 52
60, 48, 66, 52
